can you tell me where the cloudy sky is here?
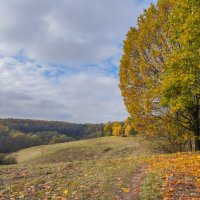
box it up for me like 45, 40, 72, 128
0, 0, 156, 123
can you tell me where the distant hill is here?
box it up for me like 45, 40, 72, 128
0, 118, 105, 153
0, 118, 104, 140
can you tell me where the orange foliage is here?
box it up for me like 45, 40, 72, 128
147, 153, 200, 199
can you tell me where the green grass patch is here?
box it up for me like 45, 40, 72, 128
139, 169, 163, 200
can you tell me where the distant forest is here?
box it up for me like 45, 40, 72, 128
0, 118, 104, 153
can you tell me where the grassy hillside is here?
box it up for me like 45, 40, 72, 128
1, 135, 200, 199
0, 135, 153, 199
12, 135, 153, 164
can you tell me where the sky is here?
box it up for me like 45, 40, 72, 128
0, 0, 156, 123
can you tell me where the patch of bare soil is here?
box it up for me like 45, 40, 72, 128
118, 164, 148, 200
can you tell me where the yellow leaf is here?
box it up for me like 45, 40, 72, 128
64, 189, 68, 196
121, 188, 129, 193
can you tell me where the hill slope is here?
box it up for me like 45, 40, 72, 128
12, 135, 153, 164
1, 136, 199, 199
1, 135, 153, 199
1, 118, 104, 140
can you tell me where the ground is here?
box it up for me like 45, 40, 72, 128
0, 135, 200, 199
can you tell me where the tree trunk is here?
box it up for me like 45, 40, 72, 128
194, 102, 200, 151
188, 139, 192, 152
194, 137, 200, 151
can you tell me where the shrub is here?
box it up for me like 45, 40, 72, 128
103, 147, 113, 152
98, 131, 104, 137
0, 153, 4, 164
0, 153, 17, 165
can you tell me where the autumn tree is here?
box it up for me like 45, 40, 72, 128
120, 0, 200, 150
103, 122, 113, 136
112, 122, 123, 136
123, 117, 136, 136
159, 0, 200, 150
118, 125, 124, 136
124, 124, 133, 137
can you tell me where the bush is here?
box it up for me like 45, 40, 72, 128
147, 131, 192, 153
121, 134, 127, 137
103, 147, 113, 152
0, 153, 4, 164
0, 153, 17, 165
98, 131, 104, 137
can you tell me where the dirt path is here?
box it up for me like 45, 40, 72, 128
118, 164, 148, 200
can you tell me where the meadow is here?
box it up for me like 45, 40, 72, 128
0, 135, 200, 199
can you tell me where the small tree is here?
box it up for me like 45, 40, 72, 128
112, 122, 123, 136
125, 124, 133, 136
103, 122, 112, 136
98, 131, 104, 137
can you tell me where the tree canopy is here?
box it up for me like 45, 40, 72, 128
120, 0, 200, 150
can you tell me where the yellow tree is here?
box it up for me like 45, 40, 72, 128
159, 0, 200, 150
103, 122, 112, 136
112, 122, 123, 136
120, 0, 174, 135
125, 124, 132, 136
120, 0, 200, 150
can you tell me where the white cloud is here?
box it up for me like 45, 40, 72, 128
0, 0, 155, 65
0, 57, 127, 122
0, 0, 156, 122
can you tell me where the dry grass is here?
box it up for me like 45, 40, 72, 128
1, 136, 200, 199
12, 135, 154, 164
0, 135, 154, 199
0, 157, 146, 199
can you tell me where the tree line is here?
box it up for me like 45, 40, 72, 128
0, 124, 73, 153
0, 118, 137, 153
0, 118, 104, 139
0, 118, 104, 153
99, 118, 137, 137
